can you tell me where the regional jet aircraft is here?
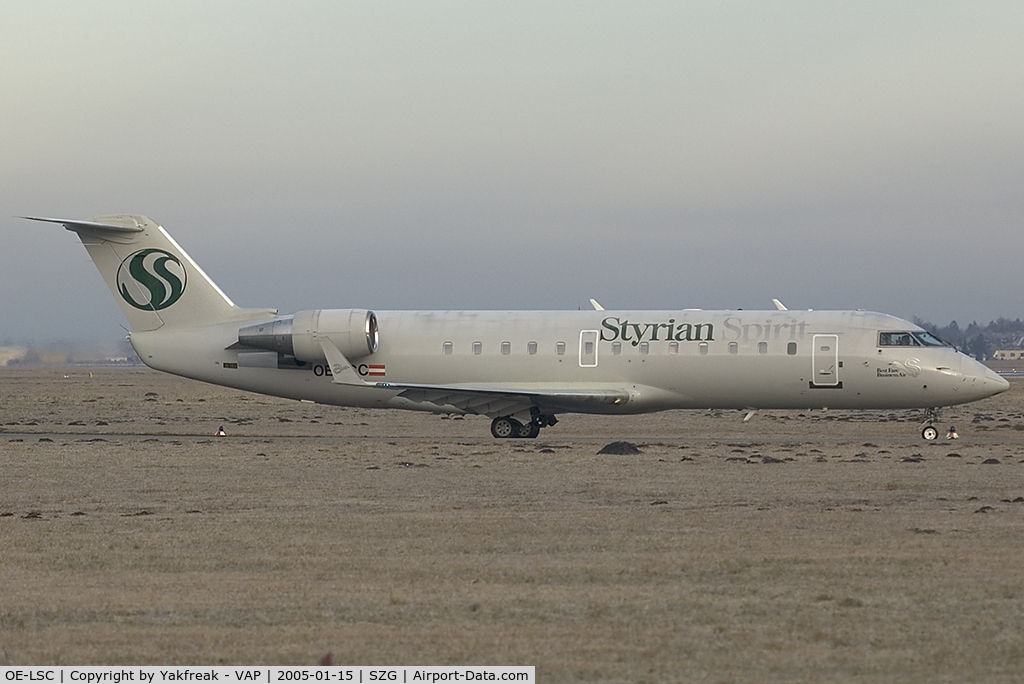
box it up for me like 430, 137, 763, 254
26, 215, 1009, 440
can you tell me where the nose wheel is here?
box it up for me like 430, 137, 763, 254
921, 407, 943, 441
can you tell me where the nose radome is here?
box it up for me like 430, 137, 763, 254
984, 366, 1010, 394
950, 356, 1009, 401
963, 357, 1010, 397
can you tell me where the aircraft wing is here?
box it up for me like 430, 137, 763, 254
376, 382, 630, 417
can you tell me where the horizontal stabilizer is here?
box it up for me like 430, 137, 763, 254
20, 216, 145, 233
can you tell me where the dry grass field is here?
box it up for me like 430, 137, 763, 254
2, 367, 1024, 682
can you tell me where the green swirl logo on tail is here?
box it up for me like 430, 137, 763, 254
116, 249, 187, 311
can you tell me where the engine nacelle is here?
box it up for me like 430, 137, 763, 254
238, 309, 378, 362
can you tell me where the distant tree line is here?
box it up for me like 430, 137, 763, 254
913, 317, 1024, 360
1, 337, 143, 367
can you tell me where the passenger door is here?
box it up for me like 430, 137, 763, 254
812, 334, 840, 387
579, 330, 598, 367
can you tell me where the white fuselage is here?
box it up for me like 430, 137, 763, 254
32, 214, 1008, 439
130, 308, 1007, 415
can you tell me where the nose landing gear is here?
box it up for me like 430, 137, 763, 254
921, 407, 943, 441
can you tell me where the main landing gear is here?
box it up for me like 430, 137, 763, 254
490, 413, 557, 439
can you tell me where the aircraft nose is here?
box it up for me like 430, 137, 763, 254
983, 366, 1010, 395
961, 357, 1010, 398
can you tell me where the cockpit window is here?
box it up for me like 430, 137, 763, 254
913, 331, 948, 347
879, 332, 918, 346
879, 331, 949, 347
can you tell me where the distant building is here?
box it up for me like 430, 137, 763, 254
0, 346, 28, 366
987, 349, 1024, 374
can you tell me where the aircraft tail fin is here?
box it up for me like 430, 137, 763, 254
23, 215, 276, 332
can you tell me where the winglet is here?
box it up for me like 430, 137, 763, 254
772, 299, 788, 311
320, 338, 371, 386
590, 299, 605, 311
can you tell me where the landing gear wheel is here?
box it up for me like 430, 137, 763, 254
517, 421, 540, 439
491, 417, 516, 439
922, 425, 939, 441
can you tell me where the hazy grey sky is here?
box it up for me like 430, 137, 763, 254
4, 1, 1024, 343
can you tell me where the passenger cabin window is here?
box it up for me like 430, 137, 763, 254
698, 342, 709, 356
556, 341, 566, 355
758, 342, 768, 355
668, 341, 679, 355
501, 341, 511, 355
473, 341, 482, 355
639, 341, 649, 355
527, 341, 538, 355
787, 342, 797, 355
443, 341, 453, 355
728, 342, 738, 355
612, 341, 622, 355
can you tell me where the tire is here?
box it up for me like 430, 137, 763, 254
517, 421, 540, 439
491, 417, 516, 439
922, 425, 939, 441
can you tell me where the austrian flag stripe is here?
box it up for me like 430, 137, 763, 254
368, 364, 386, 377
